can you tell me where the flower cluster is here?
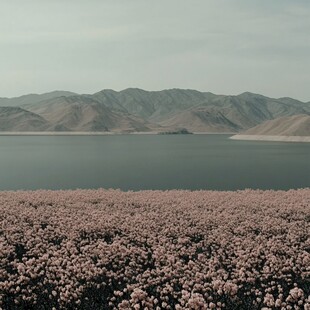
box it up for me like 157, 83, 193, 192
0, 188, 309, 309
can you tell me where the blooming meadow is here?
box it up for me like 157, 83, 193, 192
0, 189, 309, 309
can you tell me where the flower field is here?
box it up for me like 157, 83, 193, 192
0, 189, 309, 309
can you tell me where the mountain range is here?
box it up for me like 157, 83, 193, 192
0, 88, 309, 133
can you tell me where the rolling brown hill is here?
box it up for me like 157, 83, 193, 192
24, 96, 152, 132
238, 114, 310, 136
159, 106, 241, 133
0, 107, 52, 131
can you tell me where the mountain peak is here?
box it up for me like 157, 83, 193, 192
238, 91, 268, 99
120, 88, 148, 94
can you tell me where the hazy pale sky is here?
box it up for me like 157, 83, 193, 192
1, 0, 310, 101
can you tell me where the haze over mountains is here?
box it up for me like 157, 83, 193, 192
0, 88, 309, 133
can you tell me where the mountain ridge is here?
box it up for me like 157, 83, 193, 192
0, 88, 309, 133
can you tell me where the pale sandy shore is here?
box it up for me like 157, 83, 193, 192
230, 134, 310, 143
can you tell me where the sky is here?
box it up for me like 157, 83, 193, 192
0, 0, 310, 101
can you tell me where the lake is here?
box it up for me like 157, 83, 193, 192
0, 134, 309, 191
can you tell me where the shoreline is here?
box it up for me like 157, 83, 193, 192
0, 131, 234, 136
1, 187, 309, 193
0, 131, 158, 136
230, 134, 310, 143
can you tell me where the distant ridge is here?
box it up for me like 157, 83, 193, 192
0, 91, 77, 107
0, 88, 309, 133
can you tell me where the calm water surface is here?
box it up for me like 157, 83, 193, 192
0, 134, 309, 191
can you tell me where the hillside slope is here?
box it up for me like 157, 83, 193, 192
237, 114, 310, 136
230, 114, 310, 142
0, 107, 53, 131
24, 96, 152, 132
92, 88, 217, 122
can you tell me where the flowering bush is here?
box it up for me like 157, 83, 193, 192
0, 188, 309, 309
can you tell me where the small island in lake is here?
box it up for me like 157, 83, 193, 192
159, 128, 193, 135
